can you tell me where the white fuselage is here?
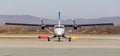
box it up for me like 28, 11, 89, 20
54, 25, 65, 36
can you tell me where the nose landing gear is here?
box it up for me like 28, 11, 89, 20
47, 37, 71, 42
58, 37, 61, 42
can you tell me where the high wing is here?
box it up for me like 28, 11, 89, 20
5, 23, 55, 27
5, 22, 114, 27
79, 23, 114, 26
63, 23, 114, 27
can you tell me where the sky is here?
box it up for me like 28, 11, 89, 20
0, 0, 120, 19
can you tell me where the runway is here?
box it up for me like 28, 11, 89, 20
0, 35, 120, 56
0, 40, 120, 48
0, 48, 120, 56
0, 35, 120, 48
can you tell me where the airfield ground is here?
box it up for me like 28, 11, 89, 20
0, 34, 120, 48
0, 34, 120, 56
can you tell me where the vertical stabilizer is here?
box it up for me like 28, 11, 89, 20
58, 12, 61, 26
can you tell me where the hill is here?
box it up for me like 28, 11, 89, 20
0, 15, 120, 26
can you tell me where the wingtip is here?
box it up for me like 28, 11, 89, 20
3, 22, 7, 25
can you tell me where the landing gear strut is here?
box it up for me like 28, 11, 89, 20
58, 37, 61, 42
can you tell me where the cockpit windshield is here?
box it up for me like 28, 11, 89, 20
55, 25, 64, 28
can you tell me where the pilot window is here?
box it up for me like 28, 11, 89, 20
55, 26, 64, 28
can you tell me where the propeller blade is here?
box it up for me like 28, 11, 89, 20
73, 19, 76, 25
41, 20, 44, 24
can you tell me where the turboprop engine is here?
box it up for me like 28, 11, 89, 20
73, 19, 78, 30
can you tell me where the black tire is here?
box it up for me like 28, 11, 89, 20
48, 37, 50, 41
58, 37, 60, 42
69, 37, 71, 42
38, 36, 40, 39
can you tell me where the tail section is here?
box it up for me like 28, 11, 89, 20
58, 12, 61, 26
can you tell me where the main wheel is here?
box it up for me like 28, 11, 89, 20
48, 37, 50, 41
69, 37, 71, 42
58, 37, 61, 42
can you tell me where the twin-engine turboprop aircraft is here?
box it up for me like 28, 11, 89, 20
5, 12, 114, 42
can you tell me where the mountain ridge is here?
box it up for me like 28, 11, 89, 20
0, 15, 120, 26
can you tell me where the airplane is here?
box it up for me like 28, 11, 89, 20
5, 12, 114, 42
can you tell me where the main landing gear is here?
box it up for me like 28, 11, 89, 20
48, 37, 50, 41
47, 37, 71, 42
68, 37, 71, 42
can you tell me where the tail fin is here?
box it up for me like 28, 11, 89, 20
58, 12, 61, 26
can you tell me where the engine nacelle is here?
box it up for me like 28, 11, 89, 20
41, 27, 45, 30
73, 24, 78, 30
73, 27, 77, 29
41, 25, 46, 30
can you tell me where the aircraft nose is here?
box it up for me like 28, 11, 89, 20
54, 28, 64, 36
57, 32, 62, 35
